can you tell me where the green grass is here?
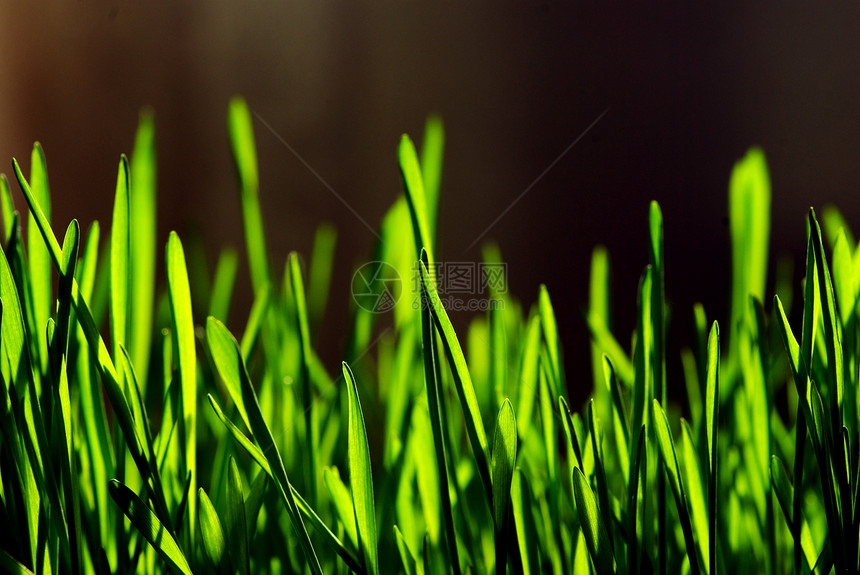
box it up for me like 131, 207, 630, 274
0, 96, 855, 574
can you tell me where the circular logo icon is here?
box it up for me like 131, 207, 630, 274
351, 261, 402, 313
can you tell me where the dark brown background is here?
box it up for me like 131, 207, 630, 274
2, 2, 859, 405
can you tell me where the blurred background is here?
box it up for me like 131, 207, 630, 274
1, 2, 859, 405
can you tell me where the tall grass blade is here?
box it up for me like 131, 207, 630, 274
111, 156, 130, 361
394, 525, 424, 575
166, 231, 197, 540
290, 252, 318, 504
704, 321, 719, 575
204, 317, 322, 574
198, 488, 230, 574
343, 362, 379, 575
491, 399, 517, 573
399, 135, 433, 265
27, 143, 51, 380
419, 254, 492, 504
652, 399, 701, 575
226, 457, 249, 575
728, 147, 770, 386
769, 455, 818, 570
108, 480, 192, 575
209, 248, 238, 323
129, 110, 157, 384
572, 467, 616, 575
307, 224, 336, 337
228, 96, 269, 292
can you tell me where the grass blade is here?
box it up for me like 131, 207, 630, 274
491, 399, 517, 574
652, 399, 701, 575
394, 525, 424, 575
208, 247, 239, 324
167, 231, 197, 540
399, 134, 433, 264
129, 109, 157, 384
27, 142, 51, 380
704, 321, 719, 575
572, 467, 616, 575
769, 455, 818, 570
728, 147, 770, 387
108, 480, 192, 575
204, 317, 322, 574
228, 96, 269, 292
198, 488, 230, 574
419, 254, 492, 504
111, 155, 130, 362
225, 457, 249, 575
307, 223, 336, 337
290, 252, 318, 505
343, 362, 379, 575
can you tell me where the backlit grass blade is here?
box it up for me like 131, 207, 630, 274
774, 295, 820, 450
291, 480, 365, 574
226, 457, 249, 575
324, 466, 359, 550
572, 467, 616, 575
809, 209, 844, 415
209, 247, 238, 323
206, 317, 251, 431
489, 304, 507, 414
27, 142, 51, 379
604, 356, 630, 484
627, 426, 647, 575
680, 420, 708, 573
228, 96, 270, 292
108, 480, 192, 575
728, 147, 770, 386
587, 400, 613, 556
511, 469, 538, 575
419, 254, 492, 503
769, 455, 818, 570
0, 548, 36, 575
111, 155, 130, 363
491, 399, 517, 574
652, 399, 701, 575
704, 321, 719, 575
343, 362, 379, 575
416, 253, 460, 575
204, 317, 322, 574
167, 231, 197, 539
590, 246, 611, 394
56, 222, 82, 574
559, 396, 584, 471
291, 252, 318, 504
517, 313, 541, 437
308, 223, 336, 337
394, 525, 424, 575
0, 174, 13, 242
539, 285, 563, 400
198, 488, 230, 574
410, 399, 442, 545
129, 109, 157, 384
420, 115, 444, 240
400, 135, 434, 265
239, 283, 271, 360
648, 201, 665, 403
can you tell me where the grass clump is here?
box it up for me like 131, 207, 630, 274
0, 96, 854, 574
